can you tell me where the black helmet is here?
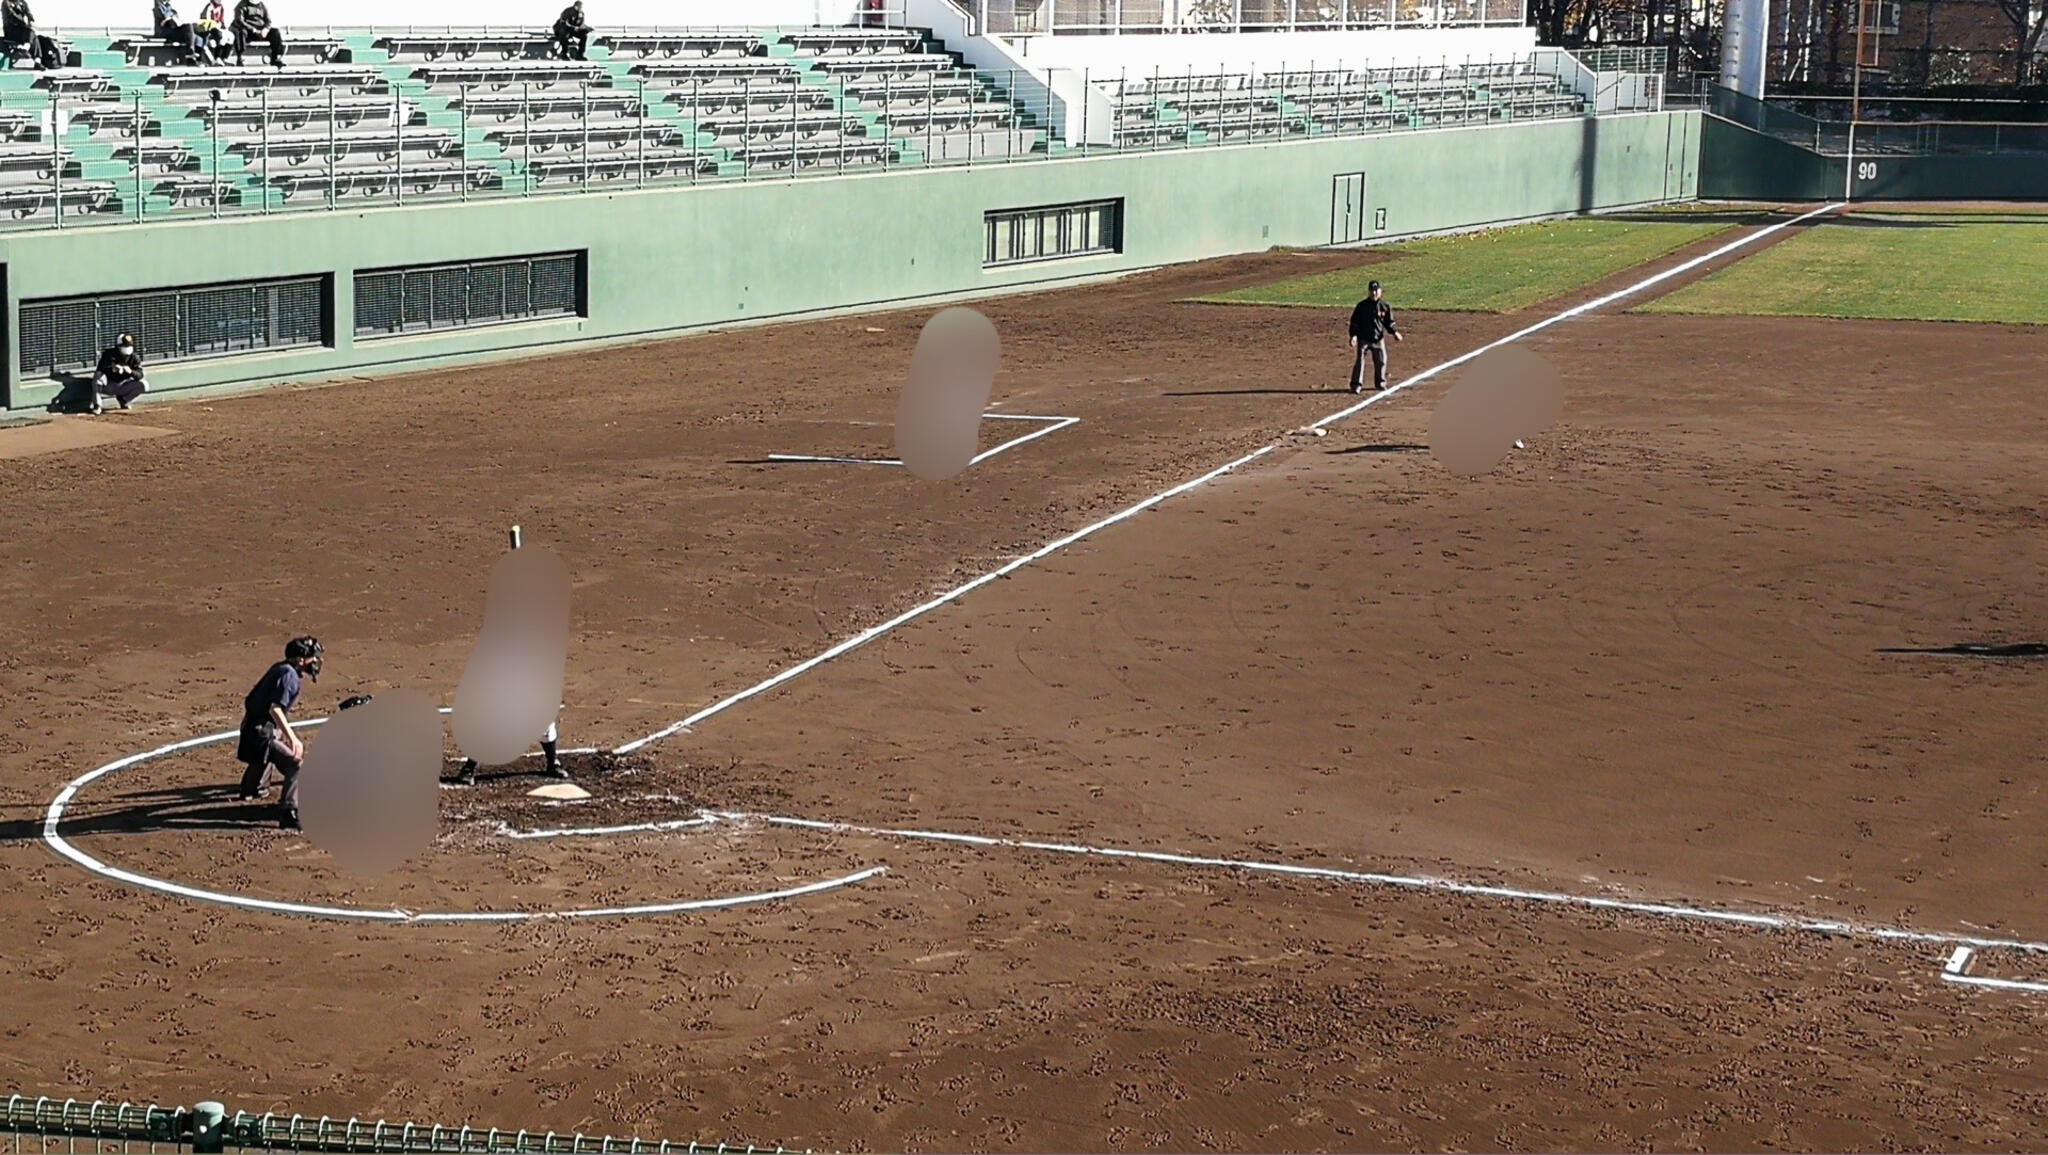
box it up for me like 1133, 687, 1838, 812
285, 636, 324, 680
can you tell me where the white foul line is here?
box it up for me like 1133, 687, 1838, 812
616, 203, 1842, 757
766, 413, 1080, 467
614, 441, 1277, 754
1308, 201, 1844, 430
712, 811, 2048, 959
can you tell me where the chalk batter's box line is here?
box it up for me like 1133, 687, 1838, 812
766, 412, 1079, 467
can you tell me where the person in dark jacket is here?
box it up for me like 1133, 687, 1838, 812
551, 1, 590, 61
235, 636, 323, 830
1347, 279, 1403, 394
89, 334, 148, 414
230, 0, 285, 67
154, 0, 218, 65
3, 0, 63, 70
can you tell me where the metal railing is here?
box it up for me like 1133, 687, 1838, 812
971, 0, 1528, 35
1096, 57, 1587, 147
1707, 83, 2048, 156
1567, 46, 1668, 75
1, 1095, 811, 1155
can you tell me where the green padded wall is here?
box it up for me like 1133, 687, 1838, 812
0, 110, 1699, 412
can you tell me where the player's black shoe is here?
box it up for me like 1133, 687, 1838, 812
455, 760, 478, 787
545, 759, 569, 779
279, 808, 300, 830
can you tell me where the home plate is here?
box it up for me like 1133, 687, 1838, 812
528, 782, 592, 800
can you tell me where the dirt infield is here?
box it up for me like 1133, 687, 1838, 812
4, 208, 2047, 1151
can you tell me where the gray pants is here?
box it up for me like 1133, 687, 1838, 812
1350, 340, 1389, 391
237, 721, 302, 812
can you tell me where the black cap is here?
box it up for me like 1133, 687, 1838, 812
1368, 280, 1381, 291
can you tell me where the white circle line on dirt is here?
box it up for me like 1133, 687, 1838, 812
42, 720, 885, 923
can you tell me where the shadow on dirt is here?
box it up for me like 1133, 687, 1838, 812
1876, 642, 2048, 659
1330, 443, 1429, 455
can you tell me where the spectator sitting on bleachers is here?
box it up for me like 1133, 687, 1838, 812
89, 334, 149, 414
155, 0, 220, 64
551, 1, 590, 61
230, 0, 284, 68
194, 0, 227, 60
2, 0, 63, 70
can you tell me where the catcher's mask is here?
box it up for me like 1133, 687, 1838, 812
285, 636, 324, 681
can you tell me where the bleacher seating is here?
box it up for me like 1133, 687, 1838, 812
374, 34, 553, 63
0, 23, 1594, 229
1111, 59, 1586, 148
599, 31, 765, 59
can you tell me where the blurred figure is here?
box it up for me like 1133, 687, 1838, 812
89, 333, 149, 414
230, 0, 285, 67
551, 1, 589, 61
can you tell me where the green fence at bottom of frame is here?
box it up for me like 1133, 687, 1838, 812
2, 1095, 815, 1155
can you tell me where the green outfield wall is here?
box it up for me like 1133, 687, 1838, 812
1701, 113, 2048, 201
0, 109, 1699, 413
1699, 114, 1839, 201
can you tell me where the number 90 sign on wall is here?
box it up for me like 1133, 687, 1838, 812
1856, 161, 1877, 181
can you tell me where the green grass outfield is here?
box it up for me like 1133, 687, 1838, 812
1192, 216, 1740, 313
1638, 211, 2048, 325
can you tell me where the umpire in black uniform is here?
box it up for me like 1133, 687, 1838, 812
1347, 280, 1403, 394
236, 635, 322, 829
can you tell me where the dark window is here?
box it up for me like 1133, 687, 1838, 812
18, 276, 326, 379
983, 199, 1123, 268
354, 253, 584, 338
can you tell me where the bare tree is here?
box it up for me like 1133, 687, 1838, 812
1529, 0, 1610, 45
1993, 0, 2048, 80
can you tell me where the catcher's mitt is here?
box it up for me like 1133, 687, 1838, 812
337, 694, 374, 711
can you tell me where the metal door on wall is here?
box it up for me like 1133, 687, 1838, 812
1330, 172, 1366, 245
